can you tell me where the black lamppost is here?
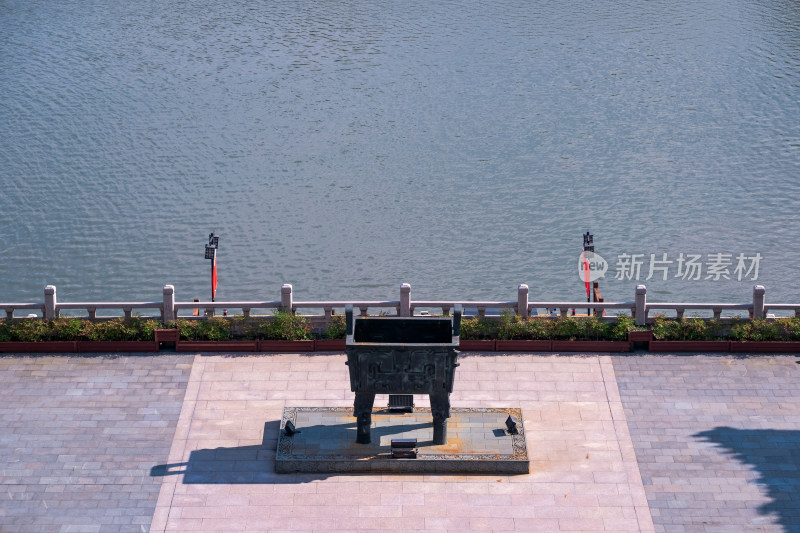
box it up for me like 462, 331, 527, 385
583, 232, 594, 316
205, 233, 219, 302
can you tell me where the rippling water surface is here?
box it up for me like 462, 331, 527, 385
1, 0, 798, 305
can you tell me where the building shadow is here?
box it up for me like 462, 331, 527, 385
694, 427, 800, 531
150, 418, 433, 484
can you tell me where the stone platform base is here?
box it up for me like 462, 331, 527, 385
276, 406, 529, 474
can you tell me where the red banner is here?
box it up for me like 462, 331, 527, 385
582, 251, 590, 298
211, 254, 218, 301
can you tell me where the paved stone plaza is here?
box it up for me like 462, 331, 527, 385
0, 355, 192, 533
1, 352, 800, 532
612, 355, 800, 532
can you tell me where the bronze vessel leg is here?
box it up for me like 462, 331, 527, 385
430, 393, 451, 445
353, 392, 375, 444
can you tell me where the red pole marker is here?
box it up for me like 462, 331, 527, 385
582, 251, 590, 298
211, 252, 218, 302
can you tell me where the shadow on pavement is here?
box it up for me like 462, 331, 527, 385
695, 427, 800, 531
150, 420, 305, 483
150, 418, 432, 484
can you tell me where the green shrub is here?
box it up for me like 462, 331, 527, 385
0, 317, 160, 342
7, 314, 800, 344
652, 317, 725, 341
780, 318, 800, 341
459, 317, 497, 340
497, 313, 552, 340
12, 319, 51, 341
549, 316, 580, 340
323, 314, 347, 340
730, 318, 800, 342
0, 320, 12, 342
176, 317, 232, 341
517, 318, 552, 340
464, 315, 627, 341
258, 311, 312, 340
498, 311, 521, 340
548, 316, 620, 341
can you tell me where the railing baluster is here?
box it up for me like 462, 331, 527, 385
3, 284, 799, 323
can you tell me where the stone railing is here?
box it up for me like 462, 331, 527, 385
0, 283, 790, 327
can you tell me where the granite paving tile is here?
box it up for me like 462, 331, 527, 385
613, 354, 800, 532
0, 355, 192, 533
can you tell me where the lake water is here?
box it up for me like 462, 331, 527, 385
1, 0, 798, 307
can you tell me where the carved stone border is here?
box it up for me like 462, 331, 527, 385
276, 407, 529, 474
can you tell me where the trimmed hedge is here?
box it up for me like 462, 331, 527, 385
460, 314, 635, 341
4, 314, 800, 343
0, 317, 160, 342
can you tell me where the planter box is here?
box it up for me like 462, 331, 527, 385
551, 340, 630, 352
495, 340, 552, 352
730, 341, 800, 354
459, 340, 496, 351
628, 331, 653, 342
314, 339, 346, 351
154, 329, 180, 343
259, 340, 315, 352
77, 341, 157, 353
0, 341, 77, 353
176, 341, 258, 353
649, 340, 730, 353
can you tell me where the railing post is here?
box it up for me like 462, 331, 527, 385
400, 283, 411, 317
517, 284, 529, 319
635, 284, 647, 326
44, 285, 57, 320
753, 285, 765, 319
163, 285, 175, 322
345, 303, 354, 336
281, 284, 293, 312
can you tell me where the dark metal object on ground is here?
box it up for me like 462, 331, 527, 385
345, 304, 461, 445
505, 415, 519, 435
388, 394, 415, 412
391, 438, 418, 458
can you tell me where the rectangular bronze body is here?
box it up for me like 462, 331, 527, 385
345, 305, 461, 445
